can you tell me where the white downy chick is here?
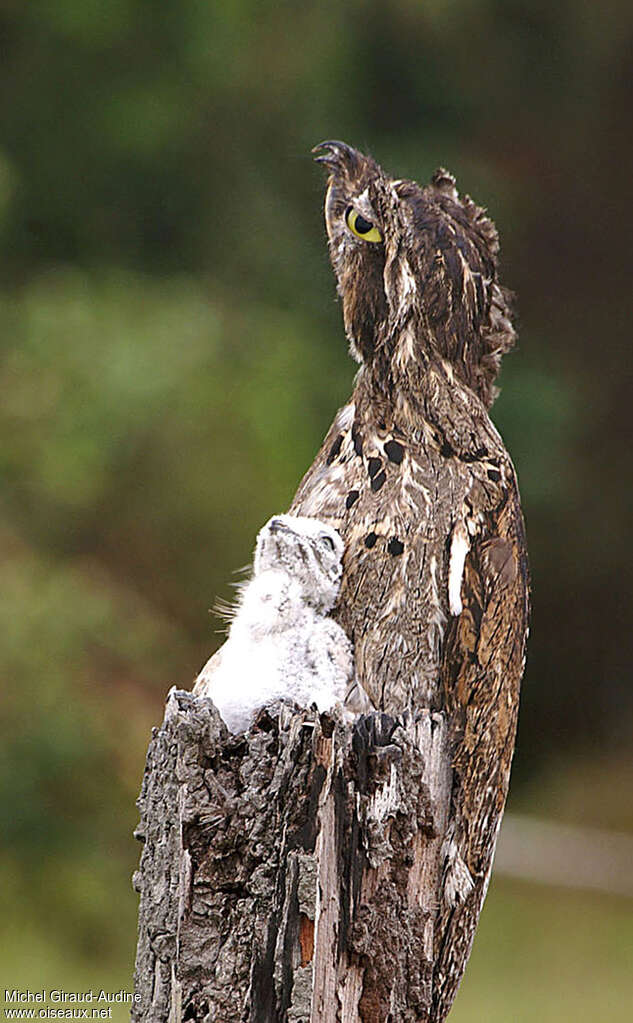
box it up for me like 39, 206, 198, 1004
193, 514, 359, 732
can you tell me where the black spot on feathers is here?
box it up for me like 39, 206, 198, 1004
352, 425, 363, 456
384, 440, 404, 464
387, 538, 404, 556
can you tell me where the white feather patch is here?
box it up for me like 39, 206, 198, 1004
395, 323, 416, 373
448, 524, 470, 616
335, 402, 355, 432
400, 259, 417, 303
428, 555, 447, 659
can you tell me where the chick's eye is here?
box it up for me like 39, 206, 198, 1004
345, 206, 382, 243
321, 534, 336, 551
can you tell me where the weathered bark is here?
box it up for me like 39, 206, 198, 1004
132, 689, 453, 1022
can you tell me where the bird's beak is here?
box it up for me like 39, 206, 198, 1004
312, 140, 357, 175
269, 517, 292, 535
313, 142, 358, 242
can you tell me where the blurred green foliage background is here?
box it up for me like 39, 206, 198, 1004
1, 1, 632, 1018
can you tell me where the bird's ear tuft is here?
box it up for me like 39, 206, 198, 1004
431, 167, 459, 201
479, 283, 517, 407
462, 193, 500, 259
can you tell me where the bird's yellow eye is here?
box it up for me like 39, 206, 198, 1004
345, 206, 382, 243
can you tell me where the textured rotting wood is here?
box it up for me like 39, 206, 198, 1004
132, 690, 454, 1022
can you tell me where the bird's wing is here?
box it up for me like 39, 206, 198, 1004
290, 402, 365, 526
324, 619, 355, 684
192, 643, 226, 698
433, 479, 529, 1018
312, 618, 375, 715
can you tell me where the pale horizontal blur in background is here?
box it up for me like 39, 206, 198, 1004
1, 2, 632, 1019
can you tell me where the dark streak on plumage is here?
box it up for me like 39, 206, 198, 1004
326, 434, 343, 464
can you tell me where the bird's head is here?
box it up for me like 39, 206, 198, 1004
313, 140, 515, 407
254, 514, 345, 614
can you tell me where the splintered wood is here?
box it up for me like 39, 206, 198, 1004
132, 691, 452, 1022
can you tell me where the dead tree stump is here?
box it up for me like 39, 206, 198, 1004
132, 689, 453, 1022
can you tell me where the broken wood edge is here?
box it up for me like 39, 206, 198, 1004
132, 690, 455, 1022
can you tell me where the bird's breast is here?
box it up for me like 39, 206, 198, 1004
290, 404, 483, 712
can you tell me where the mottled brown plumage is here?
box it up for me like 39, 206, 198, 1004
290, 141, 529, 1019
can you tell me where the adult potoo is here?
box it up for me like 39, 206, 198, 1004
290, 142, 529, 1019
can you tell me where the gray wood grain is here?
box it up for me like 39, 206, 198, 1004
132, 691, 454, 1022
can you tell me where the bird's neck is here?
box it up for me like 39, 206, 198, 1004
355, 339, 490, 459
